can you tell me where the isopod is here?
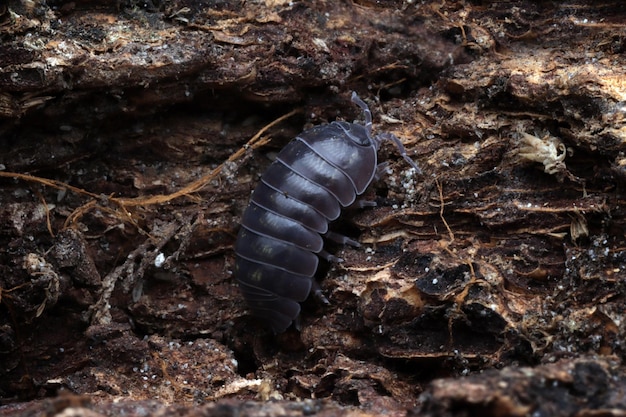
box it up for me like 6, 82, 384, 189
234, 92, 421, 333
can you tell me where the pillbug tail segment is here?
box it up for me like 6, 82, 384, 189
351, 91, 373, 136
239, 284, 301, 333
376, 132, 422, 174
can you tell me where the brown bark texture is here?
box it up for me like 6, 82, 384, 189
1, 0, 626, 416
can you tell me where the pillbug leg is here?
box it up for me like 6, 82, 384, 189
319, 249, 344, 263
351, 92, 373, 137
311, 280, 330, 305
376, 132, 422, 174
350, 161, 393, 209
353, 199, 376, 209
324, 230, 361, 247
375, 161, 390, 180
293, 315, 302, 331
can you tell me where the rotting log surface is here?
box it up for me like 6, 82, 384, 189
1, 1, 626, 416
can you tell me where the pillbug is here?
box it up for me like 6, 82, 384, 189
234, 92, 421, 333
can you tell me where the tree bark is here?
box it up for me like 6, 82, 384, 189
1, 1, 625, 415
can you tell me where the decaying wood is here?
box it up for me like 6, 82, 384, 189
1, 1, 626, 416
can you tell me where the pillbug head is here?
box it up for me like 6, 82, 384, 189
334, 121, 373, 147
316, 92, 377, 149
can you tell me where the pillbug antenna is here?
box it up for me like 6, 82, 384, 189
351, 92, 373, 137
376, 132, 422, 174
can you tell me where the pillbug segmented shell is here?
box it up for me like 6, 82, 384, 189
234, 92, 420, 333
